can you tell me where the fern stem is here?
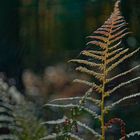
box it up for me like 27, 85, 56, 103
101, 65, 107, 140
100, 13, 113, 139
101, 94, 105, 140
101, 41, 108, 140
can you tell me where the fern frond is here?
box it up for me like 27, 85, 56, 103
113, 19, 125, 25
79, 107, 100, 119
101, 24, 111, 29
107, 65, 140, 83
41, 133, 84, 140
40, 133, 61, 140
107, 48, 140, 73
45, 103, 77, 108
105, 92, 140, 111
94, 30, 109, 37
45, 1, 140, 139
0, 102, 13, 110
76, 66, 103, 81
81, 51, 104, 61
120, 131, 140, 139
0, 107, 12, 114
107, 77, 140, 95
87, 50, 104, 55
108, 40, 122, 51
110, 32, 131, 44
97, 27, 110, 33
107, 48, 129, 64
111, 23, 126, 34
77, 121, 101, 138
87, 41, 107, 49
45, 103, 100, 119
66, 133, 84, 140
110, 28, 128, 40
107, 48, 123, 57
69, 59, 102, 68
15, 101, 47, 140
0, 124, 14, 129
49, 96, 101, 106
42, 116, 67, 125
126, 131, 140, 138
73, 79, 93, 87
73, 79, 102, 93
0, 115, 14, 122
0, 135, 18, 140
87, 35, 108, 43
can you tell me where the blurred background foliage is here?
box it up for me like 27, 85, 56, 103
0, 0, 139, 139
0, 0, 140, 76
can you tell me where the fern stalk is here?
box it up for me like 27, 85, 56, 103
100, 45, 107, 140
100, 24, 111, 140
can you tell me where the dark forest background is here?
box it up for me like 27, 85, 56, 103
0, 0, 140, 83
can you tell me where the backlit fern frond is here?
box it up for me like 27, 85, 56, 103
120, 131, 140, 140
44, 1, 140, 140
71, 0, 139, 88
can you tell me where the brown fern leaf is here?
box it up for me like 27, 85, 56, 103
70, 0, 140, 139
70, 0, 135, 84
71, 0, 139, 85
45, 1, 140, 140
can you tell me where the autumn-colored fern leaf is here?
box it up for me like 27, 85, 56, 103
69, 0, 140, 139
43, 0, 140, 140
